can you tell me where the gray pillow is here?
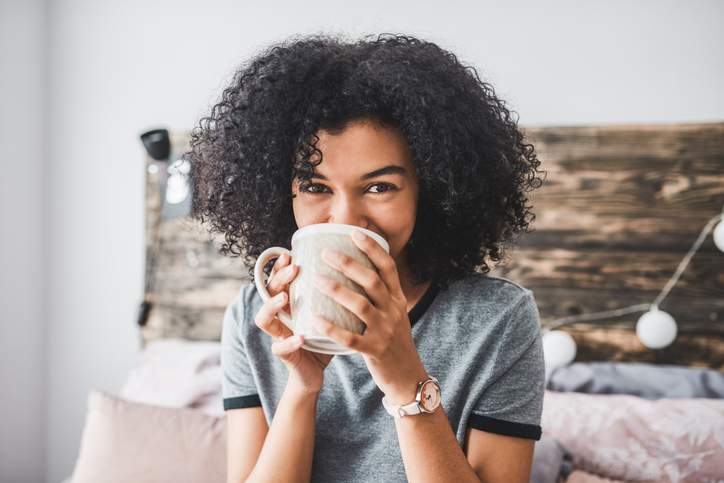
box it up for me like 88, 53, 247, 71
547, 362, 724, 399
530, 436, 573, 483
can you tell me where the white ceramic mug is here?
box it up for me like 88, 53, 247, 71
253, 223, 390, 355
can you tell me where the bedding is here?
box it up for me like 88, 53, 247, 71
119, 338, 223, 416
68, 339, 724, 483
547, 361, 724, 399
564, 470, 625, 482
541, 390, 724, 482
531, 436, 574, 483
68, 339, 575, 483
68, 388, 571, 483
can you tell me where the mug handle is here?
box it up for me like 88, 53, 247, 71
253, 246, 294, 332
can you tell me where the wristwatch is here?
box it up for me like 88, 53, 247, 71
382, 375, 441, 418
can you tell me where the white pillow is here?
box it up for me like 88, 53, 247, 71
71, 389, 226, 483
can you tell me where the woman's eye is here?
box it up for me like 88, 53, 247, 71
299, 183, 328, 194
367, 183, 397, 194
298, 182, 398, 195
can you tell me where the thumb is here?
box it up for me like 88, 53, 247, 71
271, 335, 304, 360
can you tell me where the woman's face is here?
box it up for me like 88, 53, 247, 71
291, 120, 419, 265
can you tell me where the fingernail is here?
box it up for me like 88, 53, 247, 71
274, 292, 286, 303
351, 230, 366, 242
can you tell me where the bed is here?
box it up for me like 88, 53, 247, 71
66, 122, 724, 483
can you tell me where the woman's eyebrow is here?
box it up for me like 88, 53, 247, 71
302, 165, 406, 180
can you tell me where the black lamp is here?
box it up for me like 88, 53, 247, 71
137, 128, 172, 330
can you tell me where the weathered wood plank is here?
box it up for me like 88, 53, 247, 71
562, 326, 724, 370
520, 123, 724, 251
142, 124, 724, 370
500, 248, 724, 296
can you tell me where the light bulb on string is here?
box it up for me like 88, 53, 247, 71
713, 218, 724, 252
542, 329, 577, 376
635, 306, 678, 349
540, 211, 722, 367
165, 172, 190, 204
165, 158, 191, 205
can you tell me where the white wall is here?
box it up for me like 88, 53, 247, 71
0, 0, 721, 482
0, 1, 46, 482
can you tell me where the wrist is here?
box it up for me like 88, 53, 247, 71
382, 368, 429, 405
285, 376, 322, 400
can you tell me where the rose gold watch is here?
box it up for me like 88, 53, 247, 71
382, 376, 441, 418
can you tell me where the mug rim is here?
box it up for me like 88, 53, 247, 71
291, 223, 390, 252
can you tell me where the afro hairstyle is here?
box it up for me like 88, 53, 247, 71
187, 32, 544, 293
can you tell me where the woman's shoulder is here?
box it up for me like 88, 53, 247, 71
222, 282, 264, 331
442, 272, 535, 309
240, 280, 261, 302
436, 272, 540, 339
423, 273, 541, 368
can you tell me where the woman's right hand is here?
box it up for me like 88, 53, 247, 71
254, 252, 334, 394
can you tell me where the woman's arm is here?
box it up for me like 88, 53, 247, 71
227, 253, 330, 483
382, 369, 484, 483
233, 379, 319, 483
226, 406, 267, 483
394, 404, 534, 482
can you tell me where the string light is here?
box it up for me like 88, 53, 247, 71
542, 209, 724, 371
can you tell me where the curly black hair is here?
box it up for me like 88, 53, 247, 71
187, 32, 544, 293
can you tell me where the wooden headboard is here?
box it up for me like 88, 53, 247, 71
142, 123, 724, 369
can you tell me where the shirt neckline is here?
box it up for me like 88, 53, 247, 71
407, 278, 440, 327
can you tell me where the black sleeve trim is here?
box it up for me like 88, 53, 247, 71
468, 413, 542, 441
223, 394, 262, 410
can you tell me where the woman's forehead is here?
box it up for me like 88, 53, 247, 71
295, 121, 414, 180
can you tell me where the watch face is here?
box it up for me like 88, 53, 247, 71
420, 380, 441, 412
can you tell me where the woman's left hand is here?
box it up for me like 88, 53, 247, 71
310, 230, 429, 405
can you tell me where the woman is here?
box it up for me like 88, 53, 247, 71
189, 33, 545, 483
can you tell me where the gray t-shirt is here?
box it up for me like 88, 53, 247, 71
221, 272, 545, 482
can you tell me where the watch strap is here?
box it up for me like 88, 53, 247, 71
382, 396, 422, 418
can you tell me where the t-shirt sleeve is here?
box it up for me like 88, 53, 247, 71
468, 290, 545, 440
221, 286, 263, 411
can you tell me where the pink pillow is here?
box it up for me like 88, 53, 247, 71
541, 390, 724, 482
71, 389, 226, 483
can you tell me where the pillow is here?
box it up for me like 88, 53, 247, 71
119, 338, 224, 416
71, 389, 226, 483
542, 390, 724, 482
547, 362, 724, 399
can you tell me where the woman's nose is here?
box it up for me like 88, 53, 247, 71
328, 194, 366, 227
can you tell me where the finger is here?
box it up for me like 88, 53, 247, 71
350, 231, 404, 300
268, 262, 299, 295
321, 248, 387, 308
309, 313, 366, 353
267, 253, 290, 285
314, 274, 381, 329
271, 335, 304, 357
255, 292, 294, 339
